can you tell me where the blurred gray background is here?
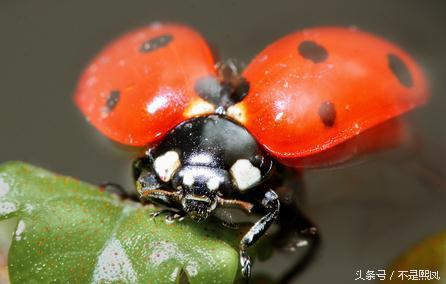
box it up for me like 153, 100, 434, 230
1, 1, 446, 283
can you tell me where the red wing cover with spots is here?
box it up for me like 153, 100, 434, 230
233, 27, 429, 159
75, 23, 216, 146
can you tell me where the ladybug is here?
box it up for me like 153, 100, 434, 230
75, 23, 429, 278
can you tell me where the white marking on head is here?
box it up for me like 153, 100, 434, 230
206, 177, 220, 191
154, 151, 180, 182
230, 159, 261, 191
182, 172, 195, 187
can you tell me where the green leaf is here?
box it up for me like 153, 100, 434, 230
0, 161, 252, 283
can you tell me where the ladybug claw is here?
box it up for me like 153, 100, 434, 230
240, 250, 252, 278
149, 211, 163, 218
150, 209, 184, 221
165, 212, 185, 222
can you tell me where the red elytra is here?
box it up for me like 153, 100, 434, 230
75, 23, 216, 146
233, 27, 429, 159
75, 24, 429, 164
280, 117, 409, 169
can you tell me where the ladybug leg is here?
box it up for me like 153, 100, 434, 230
275, 197, 319, 251
140, 188, 183, 219
271, 169, 319, 250
149, 207, 185, 222
272, 180, 319, 283
149, 208, 176, 218
276, 206, 320, 284
100, 182, 140, 202
165, 210, 186, 222
239, 189, 280, 278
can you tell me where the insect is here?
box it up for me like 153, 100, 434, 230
75, 23, 429, 278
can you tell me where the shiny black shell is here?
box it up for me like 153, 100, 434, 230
149, 114, 273, 192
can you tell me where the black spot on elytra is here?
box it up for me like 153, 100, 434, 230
298, 41, 328, 63
140, 34, 173, 53
105, 90, 120, 112
318, 101, 336, 127
387, 53, 413, 88
194, 76, 222, 105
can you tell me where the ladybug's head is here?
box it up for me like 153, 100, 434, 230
172, 166, 229, 222
144, 115, 273, 222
